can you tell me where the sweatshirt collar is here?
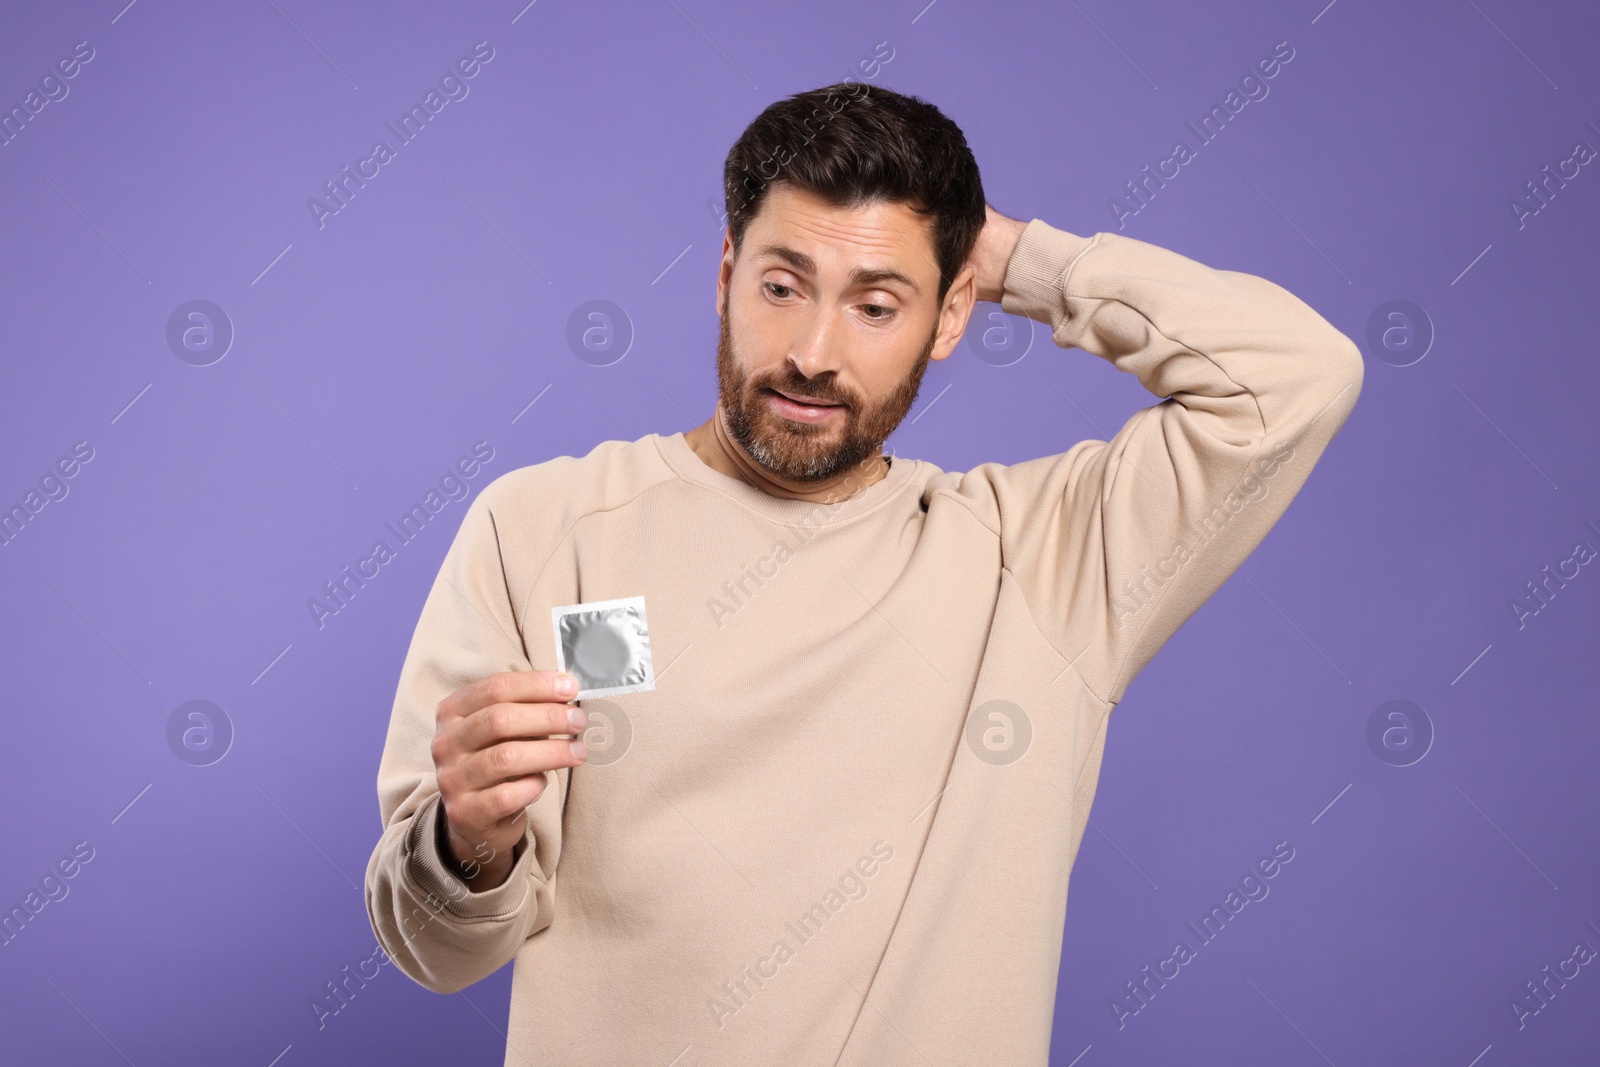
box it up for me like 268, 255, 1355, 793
653, 431, 918, 527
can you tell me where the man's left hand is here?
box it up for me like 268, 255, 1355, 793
968, 205, 1029, 305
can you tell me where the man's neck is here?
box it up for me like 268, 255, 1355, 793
683, 406, 890, 505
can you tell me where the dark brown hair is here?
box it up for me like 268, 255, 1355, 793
722, 81, 986, 306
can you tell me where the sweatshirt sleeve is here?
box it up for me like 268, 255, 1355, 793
961, 219, 1363, 706
363, 478, 568, 994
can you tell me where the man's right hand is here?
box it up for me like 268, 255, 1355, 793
431, 670, 589, 891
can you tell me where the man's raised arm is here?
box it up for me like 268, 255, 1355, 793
958, 217, 1364, 706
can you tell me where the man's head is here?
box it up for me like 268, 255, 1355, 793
713, 82, 986, 484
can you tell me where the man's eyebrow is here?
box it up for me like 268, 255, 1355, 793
755, 244, 922, 297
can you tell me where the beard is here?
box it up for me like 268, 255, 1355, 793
715, 296, 936, 484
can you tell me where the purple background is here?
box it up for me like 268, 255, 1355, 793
2, 0, 1597, 1063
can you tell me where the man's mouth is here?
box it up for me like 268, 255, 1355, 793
764, 387, 846, 424
767, 387, 843, 408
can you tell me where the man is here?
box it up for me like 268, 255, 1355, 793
364, 81, 1363, 1065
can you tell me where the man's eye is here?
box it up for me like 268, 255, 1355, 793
862, 304, 892, 320
765, 282, 793, 299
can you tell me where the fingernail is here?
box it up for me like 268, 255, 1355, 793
567, 707, 587, 730
558, 674, 577, 696
570, 739, 588, 761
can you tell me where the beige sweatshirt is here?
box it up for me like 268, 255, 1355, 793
364, 219, 1364, 1065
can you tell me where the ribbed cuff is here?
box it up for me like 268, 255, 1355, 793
402, 792, 535, 920
999, 218, 1100, 325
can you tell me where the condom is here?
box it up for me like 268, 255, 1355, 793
551, 595, 655, 698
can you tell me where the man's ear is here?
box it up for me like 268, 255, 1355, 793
930, 263, 977, 362
716, 227, 735, 317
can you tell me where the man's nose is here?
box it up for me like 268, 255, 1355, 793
787, 307, 847, 380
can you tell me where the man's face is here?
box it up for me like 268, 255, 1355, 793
714, 183, 974, 483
